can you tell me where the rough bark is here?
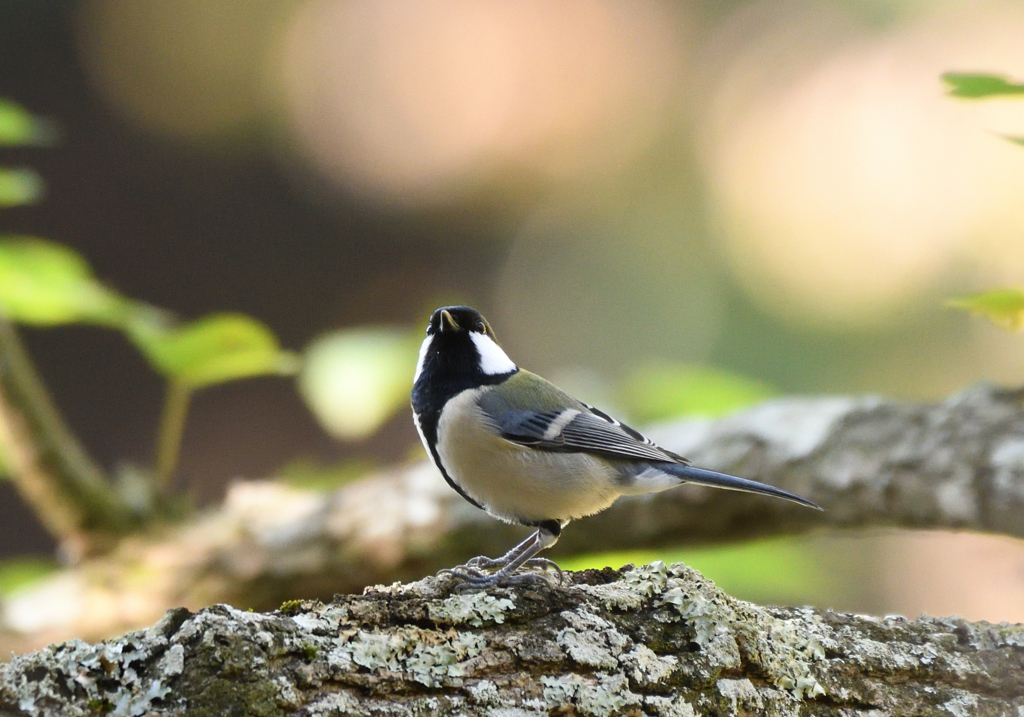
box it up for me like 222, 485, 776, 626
3, 383, 1024, 656
2, 562, 1022, 716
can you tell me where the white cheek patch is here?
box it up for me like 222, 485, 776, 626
413, 335, 433, 383
470, 332, 517, 375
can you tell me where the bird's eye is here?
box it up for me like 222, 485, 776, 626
476, 320, 486, 332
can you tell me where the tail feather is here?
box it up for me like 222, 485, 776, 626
665, 464, 822, 510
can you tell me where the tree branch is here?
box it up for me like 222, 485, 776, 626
2, 563, 1021, 716
2, 383, 1023, 654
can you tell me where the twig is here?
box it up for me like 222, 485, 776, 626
0, 315, 138, 558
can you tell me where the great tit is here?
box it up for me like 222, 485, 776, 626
411, 306, 820, 589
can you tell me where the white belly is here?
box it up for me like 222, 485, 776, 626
435, 388, 623, 524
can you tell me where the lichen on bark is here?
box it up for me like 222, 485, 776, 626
2, 562, 1022, 716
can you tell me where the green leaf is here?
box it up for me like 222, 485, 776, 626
299, 328, 420, 440
130, 312, 299, 388
0, 100, 57, 147
947, 288, 1024, 331
0, 168, 44, 207
0, 237, 130, 326
619, 362, 777, 422
1002, 135, 1024, 147
942, 72, 1024, 99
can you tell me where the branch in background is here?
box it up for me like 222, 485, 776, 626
2, 563, 1022, 715
0, 316, 140, 560
2, 382, 1023, 655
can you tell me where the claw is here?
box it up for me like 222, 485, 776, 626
436, 565, 488, 581
522, 557, 564, 586
465, 555, 505, 570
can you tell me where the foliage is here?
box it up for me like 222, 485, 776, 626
0, 101, 58, 477
0, 236, 299, 486
128, 312, 299, 390
0, 100, 52, 209
943, 72, 1024, 146
0, 238, 131, 326
0, 238, 299, 386
941, 74, 1024, 335
942, 72, 1024, 99
947, 289, 1024, 332
0, 100, 56, 147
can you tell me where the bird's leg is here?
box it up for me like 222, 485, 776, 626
463, 532, 538, 570
437, 531, 539, 581
446, 521, 564, 591
463, 532, 562, 575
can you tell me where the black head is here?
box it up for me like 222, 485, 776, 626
425, 306, 496, 340
414, 306, 517, 391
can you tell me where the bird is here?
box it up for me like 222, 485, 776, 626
411, 305, 820, 590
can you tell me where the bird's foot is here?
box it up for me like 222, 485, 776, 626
437, 558, 563, 591
464, 554, 559, 572
450, 567, 554, 593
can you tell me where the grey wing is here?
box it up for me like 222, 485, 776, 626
491, 402, 688, 464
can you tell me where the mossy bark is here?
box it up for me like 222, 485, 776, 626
2, 563, 1021, 716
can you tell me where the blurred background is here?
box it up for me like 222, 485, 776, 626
2, 0, 1024, 622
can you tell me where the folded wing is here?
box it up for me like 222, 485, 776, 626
484, 398, 821, 510
491, 403, 688, 464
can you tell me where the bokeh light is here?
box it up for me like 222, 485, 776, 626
279, 0, 686, 205
700, 1, 1024, 327
299, 328, 419, 441
76, 0, 293, 140
492, 188, 724, 378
